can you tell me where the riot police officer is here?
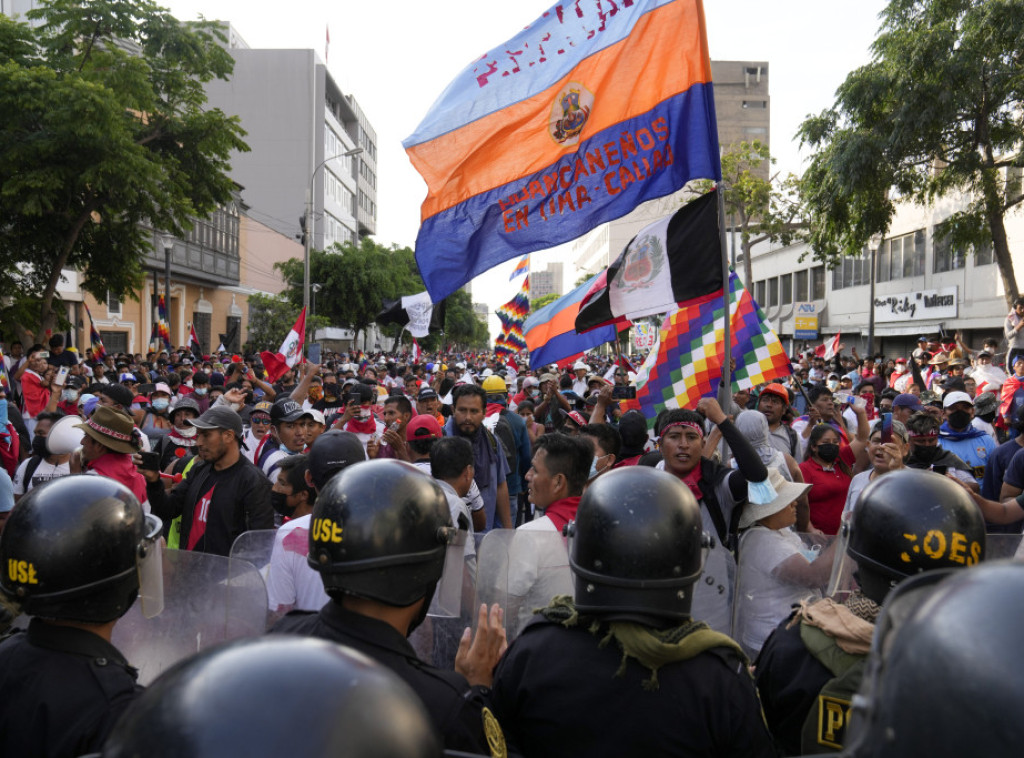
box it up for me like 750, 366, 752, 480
0, 475, 162, 757
271, 458, 507, 757
755, 468, 987, 755
490, 466, 775, 757
100, 636, 442, 758
842, 561, 1024, 758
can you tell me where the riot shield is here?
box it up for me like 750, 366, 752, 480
733, 530, 836, 658
474, 529, 573, 641
989, 533, 1024, 561
407, 531, 482, 671
230, 529, 278, 576
690, 541, 736, 636
112, 549, 268, 685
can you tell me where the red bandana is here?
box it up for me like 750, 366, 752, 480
346, 416, 378, 435
543, 496, 582, 533
680, 465, 703, 502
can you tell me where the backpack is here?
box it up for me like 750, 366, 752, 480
483, 410, 518, 477
785, 424, 799, 458
21, 455, 43, 491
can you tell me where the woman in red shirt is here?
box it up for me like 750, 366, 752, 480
798, 424, 852, 535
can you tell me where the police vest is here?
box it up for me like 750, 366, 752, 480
799, 623, 867, 753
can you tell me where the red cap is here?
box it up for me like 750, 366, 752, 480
406, 414, 443, 441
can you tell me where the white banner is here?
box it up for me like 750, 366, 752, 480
873, 286, 958, 323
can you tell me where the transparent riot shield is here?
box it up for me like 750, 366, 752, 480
473, 529, 573, 642
988, 533, 1024, 561
690, 540, 736, 636
112, 549, 268, 685
407, 529, 482, 671
733, 530, 836, 659
230, 529, 278, 578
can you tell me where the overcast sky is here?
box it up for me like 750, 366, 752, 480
165, 0, 889, 334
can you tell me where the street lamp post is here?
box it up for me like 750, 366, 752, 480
304, 147, 364, 335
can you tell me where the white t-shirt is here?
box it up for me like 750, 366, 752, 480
265, 514, 329, 613
13, 457, 71, 496
507, 521, 573, 632
735, 527, 822, 655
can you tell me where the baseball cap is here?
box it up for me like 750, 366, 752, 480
152, 382, 172, 396
917, 335, 929, 342
307, 409, 326, 426
538, 373, 557, 385
271, 399, 313, 424
252, 400, 274, 416
308, 430, 366, 489
119, 372, 137, 383
417, 387, 439, 401
406, 414, 443, 442
560, 409, 588, 428
942, 391, 974, 409
893, 393, 925, 412
758, 383, 790, 405
188, 406, 244, 443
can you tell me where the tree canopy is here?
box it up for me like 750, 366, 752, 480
275, 238, 491, 351
0, 0, 248, 336
798, 0, 1024, 307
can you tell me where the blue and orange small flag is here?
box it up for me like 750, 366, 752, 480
509, 255, 530, 281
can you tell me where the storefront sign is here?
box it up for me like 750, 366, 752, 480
873, 286, 958, 323
794, 302, 818, 339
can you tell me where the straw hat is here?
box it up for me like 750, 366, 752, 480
739, 468, 812, 530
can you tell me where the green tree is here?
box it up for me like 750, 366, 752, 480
696, 141, 804, 288
530, 293, 559, 311
0, 0, 248, 336
276, 238, 423, 345
442, 289, 490, 349
245, 293, 300, 353
798, 0, 1024, 308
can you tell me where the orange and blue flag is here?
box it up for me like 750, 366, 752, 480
524, 274, 620, 367
509, 255, 530, 281
405, 0, 720, 302
84, 302, 106, 360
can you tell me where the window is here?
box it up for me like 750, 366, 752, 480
933, 224, 965, 273
881, 229, 925, 281
831, 248, 871, 290
106, 291, 121, 316
754, 280, 766, 306
1007, 166, 1023, 203
975, 239, 995, 266
780, 273, 792, 305
795, 269, 809, 302
876, 240, 890, 283
811, 266, 826, 300
767, 277, 778, 307
99, 330, 128, 354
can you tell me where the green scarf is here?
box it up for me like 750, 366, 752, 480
539, 595, 748, 691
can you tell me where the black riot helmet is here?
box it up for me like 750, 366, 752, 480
101, 637, 441, 758
845, 562, 1024, 758
0, 475, 162, 623
845, 469, 985, 604
307, 459, 454, 607
568, 467, 708, 620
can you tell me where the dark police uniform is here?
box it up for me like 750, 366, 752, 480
491, 618, 775, 758
272, 602, 502, 757
0, 619, 143, 758
755, 613, 866, 755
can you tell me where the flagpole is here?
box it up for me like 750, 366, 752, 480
716, 187, 732, 410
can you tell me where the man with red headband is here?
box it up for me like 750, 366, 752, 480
653, 397, 769, 633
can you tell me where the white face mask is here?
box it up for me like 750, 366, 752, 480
357, 406, 372, 420
175, 425, 197, 438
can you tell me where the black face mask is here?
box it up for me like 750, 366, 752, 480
912, 444, 940, 464
270, 491, 295, 518
948, 410, 972, 430
31, 436, 48, 458
817, 443, 840, 463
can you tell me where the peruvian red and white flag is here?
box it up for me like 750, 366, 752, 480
261, 308, 306, 383
506, 354, 519, 374
815, 332, 841, 360
411, 339, 422, 363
